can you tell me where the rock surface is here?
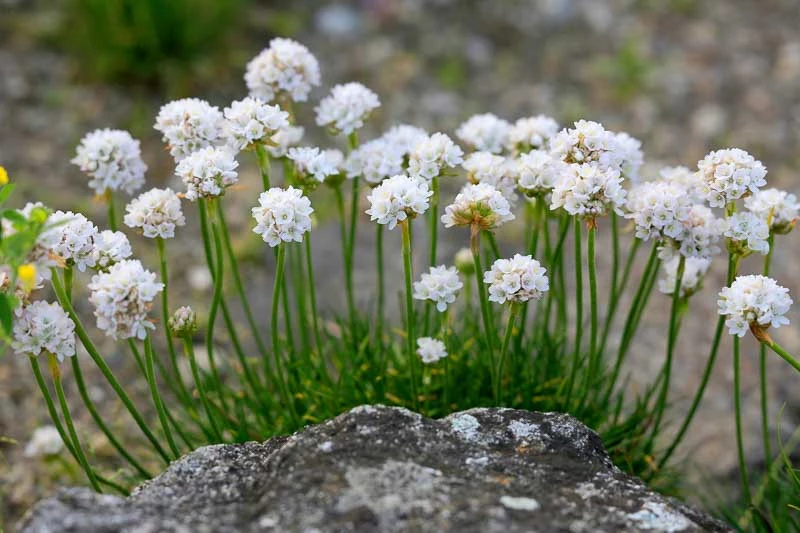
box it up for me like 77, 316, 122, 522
20, 405, 729, 533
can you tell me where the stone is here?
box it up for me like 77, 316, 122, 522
19, 405, 729, 533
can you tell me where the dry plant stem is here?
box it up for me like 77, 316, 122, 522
143, 335, 180, 458
105, 188, 118, 231
733, 336, 752, 505
401, 219, 420, 410
272, 243, 300, 425
760, 232, 775, 464
183, 337, 222, 440
47, 353, 102, 492
50, 269, 171, 463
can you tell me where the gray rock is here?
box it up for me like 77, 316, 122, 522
19, 406, 730, 533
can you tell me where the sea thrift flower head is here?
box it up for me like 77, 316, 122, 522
154, 98, 225, 161
24, 426, 64, 458
484, 254, 549, 304
744, 188, 800, 235
315, 82, 380, 135
722, 211, 770, 256
697, 148, 767, 208
268, 124, 305, 158
549, 163, 626, 219
345, 138, 404, 185
614, 132, 644, 182
417, 337, 448, 364
88, 259, 163, 340
456, 113, 511, 154
718, 275, 791, 337
175, 146, 239, 201
93, 230, 132, 271
380, 124, 429, 158
169, 306, 198, 338
462, 152, 517, 204
514, 150, 565, 197
407, 133, 464, 181
223, 96, 290, 151
506, 115, 559, 153
365, 175, 432, 230
550, 120, 622, 170
658, 255, 712, 299
71, 129, 147, 195
40, 211, 99, 272
12, 301, 75, 361
288, 147, 342, 189
441, 183, 514, 230
413, 265, 463, 312
659, 165, 704, 201
663, 204, 725, 259
625, 180, 692, 241
454, 248, 475, 275
252, 187, 314, 247
124, 188, 186, 239
245, 38, 321, 103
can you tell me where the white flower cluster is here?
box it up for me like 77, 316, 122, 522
463, 152, 517, 203
88, 259, 163, 340
550, 120, 622, 170
413, 265, 463, 312
722, 211, 770, 256
252, 187, 314, 247
380, 124, 428, 158
484, 254, 549, 304
93, 230, 132, 271
315, 82, 380, 135
659, 166, 703, 202
169, 306, 197, 338
417, 337, 448, 364
664, 204, 724, 259
24, 426, 64, 458
223, 97, 290, 151
614, 132, 644, 182
366, 175, 432, 230
441, 183, 514, 229
41, 211, 99, 271
550, 163, 626, 218
456, 113, 511, 154
658, 255, 712, 299
288, 147, 342, 185
71, 129, 147, 195
626, 181, 692, 241
345, 139, 403, 185
514, 150, 564, 197
697, 148, 767, 208
154, 98, 225, 161
268, 124, 305, 158
718, 275, 792, 337
124, 188, 186, 239
175, 146, 239, 201
245, 38, 321, 103
506, 115, 559, 152
407, 133, 464, 181
12, 301, 76, 361
745, 188, 800, 234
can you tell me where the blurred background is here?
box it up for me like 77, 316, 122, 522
1, 0, 800, 527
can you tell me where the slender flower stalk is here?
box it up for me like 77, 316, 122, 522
143, 335, 180, 458
424, 177, 441, 334
204, 200, 229, 413
496, 303, 521, 402
376, 224, 385, 379
271, 243, 300, 425
304, 236, 325, 358
759, 233, 775, 464
587, 220, 599, 375
255, 142, 271, 189
471, 225, 496, 379
105, 189, 118, 231
182, 337, 222, 440
401, 219, 419, 409
599, 238, 641, 355
733, 336, 752, 504
563, 217, 584, 409
346, 132, 361, 345
759, 334, 800, 373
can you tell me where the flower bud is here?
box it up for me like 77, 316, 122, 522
169, 306, 198, 339
454, 248, 474, 275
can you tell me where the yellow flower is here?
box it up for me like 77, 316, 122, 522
17, 264, 37, 292
0, 166, 8, 185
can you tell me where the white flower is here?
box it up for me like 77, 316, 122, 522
380, 124, 429, 157
88, 259, 163, 340
550, 120, 622, 171
40, 211, 99, 272
550, 163, 626, 218
24, 426, 64, 458
722, 211, 770, 256
175, 146, 239, 201
744, 188, 800, 234
456, 113, 511, 154
484, 254, 549, 304
93, 230, 132, 271
441, 183, 514, 230
506, 115, 559, 153
697, 148, 767, 208
665, 204, 725, 259
12, 301, 75, 361
169, 306, 198, 338
365, 174, 432, 230
154, 98, 225, 161
658, 255, 712, 299
245, 38, 321, 103
315, 82, 380, 135
267, 124, 305, 158
718, 275, 792, 337
407, 133, 464, 180
625, 181, 692, 241
417, 337, 448, 364
71, 129, 147, 195
223, 97, 290, 151
252, 187, 314, 247
659, 165, 704, 201
345, 139, 404, 185
124, 187, 186, 239
614, 132, 644, 182
462, 152, 517, 204
288, 147, 343, 185
413, 265, 463, 312
514, 150, 564, 196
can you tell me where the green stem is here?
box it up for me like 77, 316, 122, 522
335, 185, 357, 349
272, 243, 300, 425
766, 339, 800, 373
495, 303, 521, 403
485, 231, 501, 262
759, 233, 774, 465
424, 177, 440, 335
105, 189, 117, 231
143, 335, 180, 458
733, 336, 752, 504
587, 222, 599, 374
599, 238, 641, 356
205, 201, 229, 414
376, 223, 385, 395
305, 235, 326, 366
183, 338, 222, 440
564, 217, 584, 409
471, 225, 496, 388
401, 220, 419, 410
255, 143, 271, 190
290, 244, 311, 356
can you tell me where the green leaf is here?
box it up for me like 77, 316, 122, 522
0, 294, 14, 336
0, 183, 16, 204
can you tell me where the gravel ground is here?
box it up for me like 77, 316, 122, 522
2, 0, 800, 528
